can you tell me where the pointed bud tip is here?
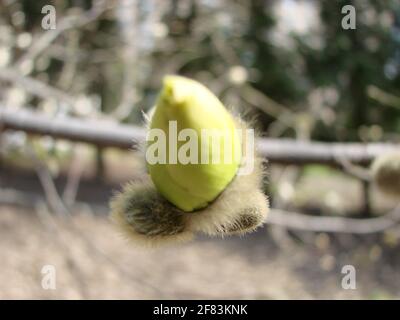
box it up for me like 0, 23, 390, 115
159, 75, 195, 107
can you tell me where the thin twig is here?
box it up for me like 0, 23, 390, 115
2, 187, 400, 235
267, 205, 400, 234
62, 145, 84, 207
16, 0, 110, 69
367, 85, 400, 110
25, 143, 69, 216
240, 84, 294, 126
335, 153, 372, 181
34, 202, 90, 298
111, 0, 139, 120
0, 68, 75, 105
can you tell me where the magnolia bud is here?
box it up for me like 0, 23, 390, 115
371, 152, 400, 197
147, 75, 242, 212
110, 179, 193, 247
110, 76, 268, 246
187, 155, 268, 236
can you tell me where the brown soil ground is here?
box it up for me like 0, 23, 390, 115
1, 150, 399, 299
0, 203, 399, 299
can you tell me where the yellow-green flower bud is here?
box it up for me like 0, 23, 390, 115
147, 75, 242, 212
110, 75, 268, 247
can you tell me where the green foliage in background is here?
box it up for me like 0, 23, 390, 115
2, 0, 399, 142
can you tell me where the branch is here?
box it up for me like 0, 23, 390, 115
25, 144, 70, 216
62, 145, 85, 207
1, 109, 399, 166
2, 187, 399, 235
16, 1, 110, 68
111, 0, 139, 120
0, 108, 146, 149
367, 85, 400, 110
335, 153, 372, 181
267, 207, 400, 234
0, 68, 75, 104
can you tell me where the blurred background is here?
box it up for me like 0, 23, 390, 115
0, 0, 400, 299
